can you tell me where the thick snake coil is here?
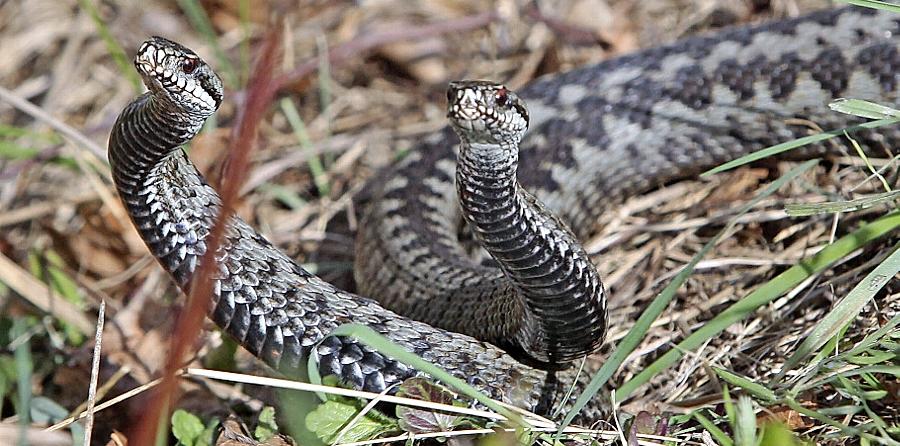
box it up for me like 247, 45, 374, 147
108, 7, 900, 421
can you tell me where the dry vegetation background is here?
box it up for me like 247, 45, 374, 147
0, 0, 898, 444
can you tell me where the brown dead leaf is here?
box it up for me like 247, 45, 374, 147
704, 168, 768, 206
759, 405, 813, 430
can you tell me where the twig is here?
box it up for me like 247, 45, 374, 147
0, 85, 107, 161
83, 300, 105, 446
0, 192, 98, 228
273, 11, 498, 91
186, 368, 506, 422
47, 371, 158, 432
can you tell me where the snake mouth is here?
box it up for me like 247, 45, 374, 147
134, 47, 156, 77
449, 107, 491, 133
448, 100, 500, 133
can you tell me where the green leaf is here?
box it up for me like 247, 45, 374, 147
847, 350, 896, 366
201, 419, 219, 446
305, 400, 396, 444
713, 368, 777, 403
255, 406, 279, 442
171, 409, 205, 446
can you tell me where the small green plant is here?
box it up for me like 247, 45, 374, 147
171, 409, 218, 446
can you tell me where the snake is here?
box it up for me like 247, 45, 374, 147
107, 6, 900, 421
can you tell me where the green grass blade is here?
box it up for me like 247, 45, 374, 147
312, 324, 523, 426
701, 118, 900, 177
0, 124, 62, 142
693, 411, 734, 446
838, 311, 900, 360
80, 0, 141, 91
175, 0, 239, 88
843, 127, 893, 192
258, 183, 307, 210
0, 141, 40, 160
829, 99, 900, 120
839, 0, 900, 13
735, 396, 757, 446
12, 319, 33, 446
614, 210, 900, 401
559, 160, 819, 429
713, 368, 776, 403
779, 242, 900, 378
279, 99, 330, 197
785, 190, 900, 216
784, 398, 863, 437
795, 365, 900, 394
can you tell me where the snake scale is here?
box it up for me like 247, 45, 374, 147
108, 6, 900, 421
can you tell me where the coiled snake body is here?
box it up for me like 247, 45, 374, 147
109, 7, 900, 420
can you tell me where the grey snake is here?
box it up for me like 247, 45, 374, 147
108, 6, 900, 421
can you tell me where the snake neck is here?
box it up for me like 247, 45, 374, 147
456, 139, 607, 366
108, 93, 218, 287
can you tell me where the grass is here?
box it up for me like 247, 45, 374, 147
280, 98, 331, 197
559, 159, 822, 429
12, 319, 33, 446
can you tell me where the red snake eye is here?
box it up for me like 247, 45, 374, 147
495, 88, 509, 107
181, 58, 198, 74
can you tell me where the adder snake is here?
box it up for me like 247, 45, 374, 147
108, 7, 900, 420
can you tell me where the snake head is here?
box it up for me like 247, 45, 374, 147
135, 36, 223, 117
447, 80, 529, 145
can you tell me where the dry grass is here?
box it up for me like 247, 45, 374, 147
0, 0, 898, 445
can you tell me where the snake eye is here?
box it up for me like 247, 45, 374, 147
181, 58, 198, 74
494, 88, 509, 107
